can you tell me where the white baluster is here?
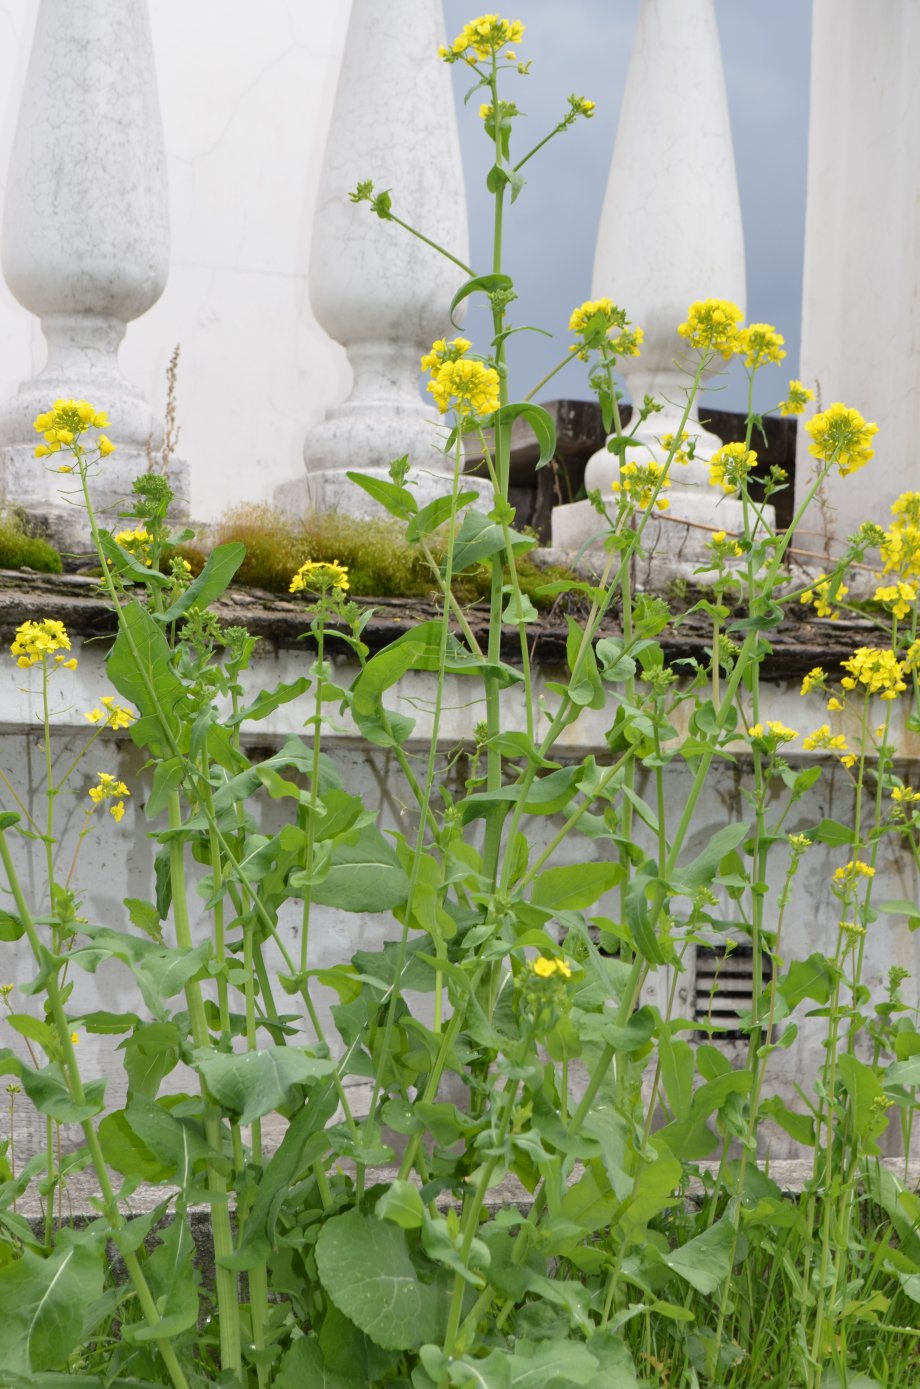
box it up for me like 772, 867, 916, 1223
552, 0, 762, 572
796, 0, 920, 556
0, 0, 179, 549
286, 0, 489, 520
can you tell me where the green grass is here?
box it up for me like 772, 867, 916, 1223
0, 509, 62, 574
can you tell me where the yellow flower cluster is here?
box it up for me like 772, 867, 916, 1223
427, 354, 501, 418
443, 14, 524, 62
800, 575, 848, 620
879, 494, 920, 579
612, 460, 670, 512
890, 492, 920, 528
738, 323, 786, 368
748, 721, 798, 743
10, 618, 75, 669
88, 772, 130, 823
568, 298, 642, 360
677, 299, 743, 359
779, 380, 815, 417
532, 955, 572, 980
289, 559, 350, 595
708, 442, 757, 494
709, 529, 742, 559
33, 399, 113, 459
113, 526, 152, 566
805, 403, 878, 478
833, 859, 875, 884
841, 646, 906, 701
420, 338, 471, 373
85, 696, 135, 731
802, 724, 856, 768
800, 666, 826, 696
892, 785, 920, 806
873, 580, 916, 621
660, 431, 695, 466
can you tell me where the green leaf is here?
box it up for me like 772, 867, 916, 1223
449, 272, 514, 328
123, 898, 163, 943
346, 469, 418, 521
5, 1014, 56, 1052
97, 529, 170, 588
295, 826, 410, 913
531, 862, 624, 912
448, 507, 535, 573
196, 1045, 333, 1124
225, 676, 311, 727
405, 490, 479, 543
672, 822, 750, 893
124, 1098, 210, 1189
509, 1339, 601, 1386
98, 1109, 172, 1182
0, 1228, 105, 1373
803, 817, 856, 849
487, 402, 557, 469
126, 1215, 199, 1342
0, 909, 23, 941
625, 861, 666, 966
659, 1215, 735, 1294
106, 599, 186, 747
459, 765, 583, 824
314, 1208, 442, 1351
146, 757, 186, 819
375, 1180, 426, 1230
19, 1062, 105, 1123
120, 1022, 180, 1100
158, 541, 246, 621
276, 1336, 363, 1389
877, 899, 920, 926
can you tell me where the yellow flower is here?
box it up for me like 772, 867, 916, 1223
890, 492, 920, 530
806, 402, 877, 477
420, 337, 471, 373
737, 323, 786, 369
800, 575, 848, 620
289, 559, 350, 595
708, 442, 757, 494
427, 357, 501, 418
98, 435, 115, 457
532, 956, 572, 980
709, 529, 742, 558
748, 723, 764, 738
892, 785, 920, 805
110, 801, 126, 823
833, 859, 875, 884
874, 580, 916, 621
661, 431, 695, 465
446, 15, 524, 62
677, 299, 743, 359
880, 524, 920, 579
826, 697, 843, 712
70, 1032, 80, 1044
749, 721, 797, 743
612, 460, 670, 512
800, 667, 826, 696
568, 95, 595, 118
88, 772, 130, 822
10, 618, 71, 668
31, 399, 111, 459
802, 723, 854, 766
840, 646, 906, 701
112, 526, 152, 566
84, 697, 135, 730
568, 298, 642, 360
780, 379, 815, 416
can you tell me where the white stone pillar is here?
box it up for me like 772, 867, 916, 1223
551, 0, 757, 568
287, 0, 487, 520
0, 0, 180, 549
795, 0, 920, 556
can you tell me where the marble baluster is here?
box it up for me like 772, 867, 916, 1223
0, 0, 179, 549
286, 0, 490, 520
551, 0, 763, 576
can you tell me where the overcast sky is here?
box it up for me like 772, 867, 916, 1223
440, 0, 812, 415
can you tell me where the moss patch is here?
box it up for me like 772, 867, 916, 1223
0, 511, 62, 574
180, 504, 577, 610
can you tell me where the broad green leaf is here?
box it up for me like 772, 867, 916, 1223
276, 1336, 363, 1389
97, 1109, 171, 1182
487, 402, 557, 469
120, 1022, 180, 1100
776, 953, 838, 1013
838, 1053, 885, 1148
314, 1208, 442, 1351
157, 540, 246, 621
107, 599, 186, 747
459, 765, 583, 824
405, 490, 479, 543
509, 1340, 601, 1386
19, 1062, 105, 1124
225, 676, 311, 726
803, 817, 856, 848
761, 1096, 815, 1147
449, 271, 514, 327
658, 1036, 695, 1122
672, 822, 750, 893
659, 1215, 735, 1294
531, 861, 624, 912
877, 899, 920, 926
145, 757, 186, 819
196, 1045, 333, 1124
375, 1180, 425, 1230
297, 826, 410, 913
347, 467, 419, 520
0, 1229, 105, 1372
124, 1098, 210, 1189
5, 1014, 56, 1052
97, 529, 170, 588
126, 1215, 199, 1342
447, 507, 535, 574
0, 909, 23, 941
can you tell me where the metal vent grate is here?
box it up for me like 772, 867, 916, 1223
693, 944, 771, 1041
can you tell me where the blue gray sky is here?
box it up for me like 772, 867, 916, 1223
440, 0, 812, 415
